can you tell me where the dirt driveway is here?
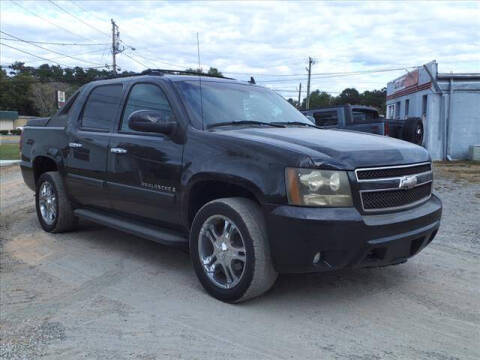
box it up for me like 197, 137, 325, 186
1, 164, 479, 360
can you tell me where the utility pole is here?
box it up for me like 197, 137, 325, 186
305, 57, 315, 110
297, 82, 302, 109
111, 19, 119, 75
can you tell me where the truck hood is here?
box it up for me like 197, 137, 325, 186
215, 127, 430, 169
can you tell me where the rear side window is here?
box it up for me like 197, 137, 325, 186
120, 83, 174, 133
352, 110, 379, 124
81, 84, 123, 130
313, 111, 338, 126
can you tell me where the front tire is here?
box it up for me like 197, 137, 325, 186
190, 198, 278, 303
36, 171, 77, 233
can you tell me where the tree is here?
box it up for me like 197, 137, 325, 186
301, 90, 333, 110
287, 98, 299, 108
30, 82, 77, 116
0, 68, 36, 115
185, 67, 223, 77
0, 63, 226, 116
360, 88, 387, 114
298, 86, 386, 114
335, 88, 361, 105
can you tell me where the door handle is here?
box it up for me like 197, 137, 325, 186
111, 147, 127, 154
69, 142, 83, 148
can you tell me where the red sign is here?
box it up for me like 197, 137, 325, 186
392, 70, 419, 94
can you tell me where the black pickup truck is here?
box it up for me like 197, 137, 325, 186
303, 105, 425, 145
20, 72, 442, 302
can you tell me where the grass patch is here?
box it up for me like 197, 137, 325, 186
433, 161, 480, 183
0, 143, 20, 160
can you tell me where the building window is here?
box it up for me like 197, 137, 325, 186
405, 99, 410, 118
387, 104, 395, 119
422, 95, 428, 118
395, 101, 401, 119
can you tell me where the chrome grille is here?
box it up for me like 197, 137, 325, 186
356, 163, 431, 181
362, 183, 432, 210
356, 162, 433, 212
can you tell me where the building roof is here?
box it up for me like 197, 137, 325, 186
437, 73, 480, 80
0, 111, 18, 121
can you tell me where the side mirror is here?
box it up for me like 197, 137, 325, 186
128, 110, 177, 135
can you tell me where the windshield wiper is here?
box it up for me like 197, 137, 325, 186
208, 121, 285, 129
273, 121, 320, 128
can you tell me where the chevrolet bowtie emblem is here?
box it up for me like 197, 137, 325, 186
399, 175, 417, 190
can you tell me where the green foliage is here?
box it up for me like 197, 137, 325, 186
0, 68, 36, 115
0, 63, 136, 116
335, 88, 361, 105
0, 130, 9, 135
301, 87, 386, 114
184, 67, 224, 77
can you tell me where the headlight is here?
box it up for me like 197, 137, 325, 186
285, 168, 353, 207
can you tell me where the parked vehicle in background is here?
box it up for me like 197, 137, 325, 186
302, 105, 424, 145
20, 71, 441, 303
302, 105, 384, 135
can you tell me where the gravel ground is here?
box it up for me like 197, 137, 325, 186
1, 164, 479, 360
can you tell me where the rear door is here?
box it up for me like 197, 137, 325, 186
106, 81, 184, 225
64, 83, 123, 209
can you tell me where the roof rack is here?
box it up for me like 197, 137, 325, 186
140, 69, 235, 80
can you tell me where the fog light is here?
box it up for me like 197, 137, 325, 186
313, 252, 321, 264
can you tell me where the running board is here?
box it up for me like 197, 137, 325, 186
74, 208, 188, 247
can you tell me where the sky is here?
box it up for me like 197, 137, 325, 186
1, 0, 479, 100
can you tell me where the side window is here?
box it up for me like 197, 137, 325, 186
121, 83, 174, 133
313, 111, 338, 126
81, 84, 123, 130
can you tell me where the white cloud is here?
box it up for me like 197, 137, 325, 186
1, 0, 479, 96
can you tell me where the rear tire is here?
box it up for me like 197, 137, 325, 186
190, 198, 278, 303
36, 171, 77, 233
402, 117, 424, 145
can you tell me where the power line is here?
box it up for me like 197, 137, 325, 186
9, 0, 96, 42
1, 31, 105, 66
122, 48, 184, 69
226, 66, 415, 77
46, 0, 110, 38
122, 53, 149, 69
69, 0, 107, 23
1, 43, 67, 66
24, 48, 109, 65
0, 37, 109, 46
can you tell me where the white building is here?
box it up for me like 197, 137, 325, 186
386, 61, 480, 160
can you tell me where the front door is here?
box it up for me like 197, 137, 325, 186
107, 82, 184, 225
64, 83, 123, 209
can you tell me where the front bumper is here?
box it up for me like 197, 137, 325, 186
264, 194, 442, 273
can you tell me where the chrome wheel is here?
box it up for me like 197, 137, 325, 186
198, 215, 246, 289
38, 181, 57, 225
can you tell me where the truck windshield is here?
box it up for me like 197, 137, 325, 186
176, 80, 312, 129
